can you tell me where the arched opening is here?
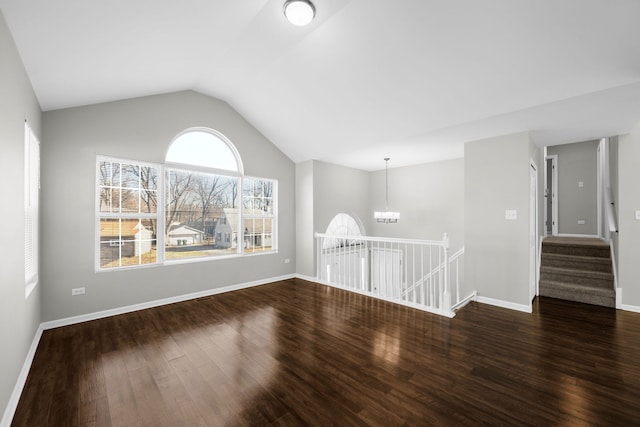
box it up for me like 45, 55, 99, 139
324, 213, 365, 249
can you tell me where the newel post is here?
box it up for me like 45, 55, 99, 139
442, 233, 452, 316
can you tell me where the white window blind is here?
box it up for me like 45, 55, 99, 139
25, 121, 40, 294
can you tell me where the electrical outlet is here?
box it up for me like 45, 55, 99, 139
71, 287, 85, 296
635, 210, 640, 220
577, 220, 585, 225
284, 258, 291, 264
505, 210, 517, 220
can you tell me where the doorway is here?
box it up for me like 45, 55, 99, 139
544, 155, 558, 236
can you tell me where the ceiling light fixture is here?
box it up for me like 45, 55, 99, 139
374, 158, 400, 223
283, 0, 315, 26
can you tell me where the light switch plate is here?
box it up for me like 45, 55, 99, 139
578, 181, 584, 188
578, 220, 585, 225
635, 210, 640, 220
505, 210, 517, 220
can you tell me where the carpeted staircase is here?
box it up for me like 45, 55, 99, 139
539, 236, 615, 308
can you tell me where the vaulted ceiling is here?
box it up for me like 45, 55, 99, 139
2, 0, 639, 170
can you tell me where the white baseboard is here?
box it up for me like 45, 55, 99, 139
1, 325, 44, 427
620, 303, 640, 313
294, 273, 317, 282
41, 274, 296, 331
614, 288, 640, 313
475, 295, 533, 313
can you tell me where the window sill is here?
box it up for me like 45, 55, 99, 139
96, 249, 278, 273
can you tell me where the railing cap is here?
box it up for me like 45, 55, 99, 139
315, 232, 447, 247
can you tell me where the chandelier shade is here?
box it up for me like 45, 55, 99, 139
374, 158, 400, 223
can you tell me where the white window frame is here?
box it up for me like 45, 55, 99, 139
95, 156, 163, 271
96, 129, 278, 271
25, 121, 40, 297
163, 164, 243, 262
242, 176, 278, 255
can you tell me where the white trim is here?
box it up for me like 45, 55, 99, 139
25, 281, 37, 299
300, 276, 456, 318
295, 274, 456, 318
1, 325, 43, 427
41, 274, 295, 330
537, 235, 544, 296
616, 288, 640, 313
597, 140, 603, 239
452, 291, 477, 311
610, 243, 619, 290
294, 273, 318, 282
544, 154, 559, 236
530, 159, 538, 302
620, 303, 640, 313
314, 232, 445, 247
475, 295, 533, 313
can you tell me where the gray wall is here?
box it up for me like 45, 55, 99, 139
295, 160, 314, 277
547, 140, 598, 235
368, 158, 465, 252
295, 160, 370, 277
465, 132, 538, 307
313, 160, 370, 236
41, 90, 295, 321
617, 122, 640, 306
0, 10, 42, 423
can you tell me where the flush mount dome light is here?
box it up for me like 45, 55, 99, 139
284, 0, 315, 26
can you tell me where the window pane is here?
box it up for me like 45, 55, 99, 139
166, 130, 239, 172
99, 188, 121, 213
243, 218, 273, 253
99, 161, 158, 213
99, 161, 120, 187
140, 166, 158, 213
121, 164, 140, 188
99, 218, 157, 268
165, 169, 239, 260
243, 178, 274, 215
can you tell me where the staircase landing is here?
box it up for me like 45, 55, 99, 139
539, 236, 615, 308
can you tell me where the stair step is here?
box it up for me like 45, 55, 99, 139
540, 266, 613, 288
540, 253, 612, 273
541, 237, 610, 258
539, 280, 615, 308
542, 243, 610, 258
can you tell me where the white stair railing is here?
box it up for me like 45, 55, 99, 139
315, 232, 471, 317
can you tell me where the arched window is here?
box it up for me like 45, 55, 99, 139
166, 128, 243, 173
324, 213, 364, 249
96, 127, 276, 270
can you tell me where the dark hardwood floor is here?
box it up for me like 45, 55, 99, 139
12, 278, 640, 426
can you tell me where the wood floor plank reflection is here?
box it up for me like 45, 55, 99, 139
12, 278, 640, 426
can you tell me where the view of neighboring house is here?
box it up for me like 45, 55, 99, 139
221, 208, 273, 250
213, 212, 234, 249
167, 223, 205, 246
99, 219, 153, 265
